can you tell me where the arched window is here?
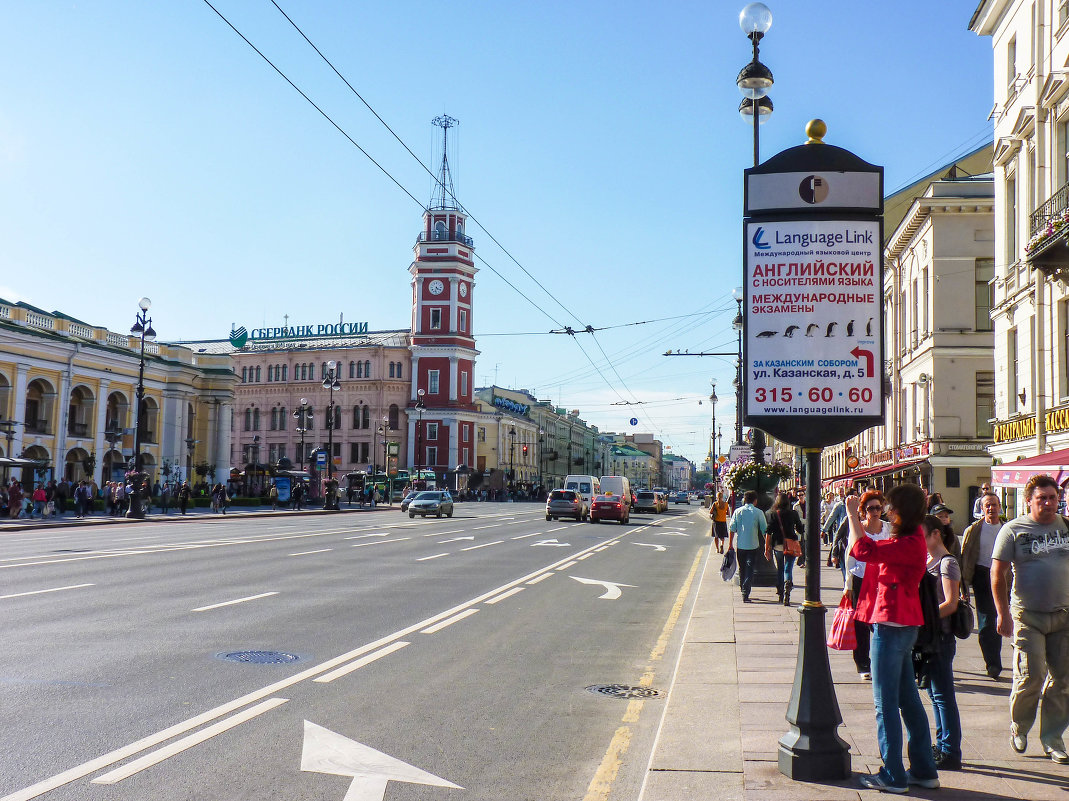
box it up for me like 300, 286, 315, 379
300, 364, 307, 380
309, 363, 315, 381
364, 360, 371, 378
244, 408, 252, 431
270, 408, 278, 430
395, 362, 402, 379
388, 404, 399, 430
279, 407, 286, 430
267, 366, 273, 383
241, 366, 248, 383
255, 366, 261, 382
253, 409, 260, 430
353, 405, 360, 428
388, 363, 395, 378
361, 405, 370, 429
349, 361, 355, 379
322, 362, 328, 379
356, 361, 363, 378
282, 365, 288, 381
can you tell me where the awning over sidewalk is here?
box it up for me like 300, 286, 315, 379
992, 447, 1069, 488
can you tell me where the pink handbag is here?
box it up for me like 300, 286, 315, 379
827, 594, 858, 651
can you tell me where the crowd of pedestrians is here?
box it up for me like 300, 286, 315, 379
715, 473, 1069, 794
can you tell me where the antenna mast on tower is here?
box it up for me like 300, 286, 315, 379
430, 115, 459, 211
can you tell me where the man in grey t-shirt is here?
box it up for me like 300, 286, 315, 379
992, 475, 1069, 763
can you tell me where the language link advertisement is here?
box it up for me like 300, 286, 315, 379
745, 219, 881, 419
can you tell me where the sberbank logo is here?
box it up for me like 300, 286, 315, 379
229, 326, 249, 348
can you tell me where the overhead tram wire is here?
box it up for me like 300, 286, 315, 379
200, 0, 567, 331
267, 0, 588, 331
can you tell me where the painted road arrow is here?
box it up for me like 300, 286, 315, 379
439, 536, 475, 543
532, 539, 570, 547
301, 720, 462, 800
571, 576, 636, 600
633, 543, 667, 552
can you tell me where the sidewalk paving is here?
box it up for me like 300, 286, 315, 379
642, 539, 1069, 800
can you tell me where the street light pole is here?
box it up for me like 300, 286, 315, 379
126, 297, 155, 519
415, 388, 425, 487
292, 398, 313, 472
322, 363, 341, 510
508, 427, 516, 488
380, 416, 391, 506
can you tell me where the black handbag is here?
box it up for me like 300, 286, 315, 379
952, 568, 974, 639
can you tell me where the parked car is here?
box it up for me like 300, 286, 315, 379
408, 491, 454, 518
634, 490, 660, 513
673, 491, 690, 505
590, 494, 629, 524
546, 489, 585, 521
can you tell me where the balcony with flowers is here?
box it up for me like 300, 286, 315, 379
1027, 182, 1069, 276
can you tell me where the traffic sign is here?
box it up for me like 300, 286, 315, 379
316, 452, 327, 466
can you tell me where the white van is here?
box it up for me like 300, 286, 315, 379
599, 475, 632, 513
564, 475, 601, 519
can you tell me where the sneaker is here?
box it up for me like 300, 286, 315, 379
1044, 746, 1069, 764
859, 773, 908, 794
934, 751, 962, 771
1011, 732, 1027, 753
906, 772, 940, 789
858, 671, 872, 680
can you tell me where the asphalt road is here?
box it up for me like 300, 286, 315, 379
0, 502, 710, 801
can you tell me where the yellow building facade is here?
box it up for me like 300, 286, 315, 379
0, 299, 235, 488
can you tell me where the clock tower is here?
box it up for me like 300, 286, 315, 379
407, 115, 479, 482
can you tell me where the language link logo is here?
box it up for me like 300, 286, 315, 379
751, 226, 771, 250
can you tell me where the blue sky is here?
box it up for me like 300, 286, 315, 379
0, 1, 993, 465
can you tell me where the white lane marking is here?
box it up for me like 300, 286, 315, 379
484, 587, 525, 605
472, 524, 502, 530
344, 533, 389, 540
289, 549, 333, 556
571, 576, 636, 600
352, 537, 411, 548
420, 608, 479, 634
546, 526, 567, 532
426, 529, 464, 537
0, 583, 94, 600
313, 642, 410, 684
652, 531, 689, 537
0, 530, 626, 801
594, 546, 609, 552
439, 536, 475, 543
498, 517, 515, 521
416, 552, 450, 561
576, 553, 594, 560
634, 543, 667, 552
461, 540, 503, 551
301, 721, 462, 798
532, 539, 570, 547
91, 698, 289, 784
192, 592, 278, 613
556, 561, 578, 570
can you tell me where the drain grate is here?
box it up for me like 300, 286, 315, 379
586, 684, 663, 699
221, 650, 301, 665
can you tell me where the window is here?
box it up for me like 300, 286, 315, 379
1008, 327, 1019, 410
1007, 176, 1017, 260
1007, 35, 1017, 90
253, 409, 260, 430
244, 408, 252, 431
364, 360, 371, 378
267, 366, 273, 382
362, 405, 370, 429
920, 268, 928, 334
353, 406, 361, 428
388, 404, 399, 430
278, 444, 286, 460
459, 309, 467, 332
322, 362, 328, 379
279, 407, 286, 430
270, 408, 278, 430
389, 363, 395, 378
430, 308, 442, 330
426, 446, 438, 466
349, 361, 355, 379
309, 363, 315, 381
332, 442, 341, 458
395, 362, 402, 379
255, 366, 261, 382
478, 426, 486, 442
351, 442, 360, 463
1061, 0, 1069, 29
462, 447, 469, 468
462, 424, 469, 442
282, 365, 287, 381
241, 366, 248, 383
333, 405, 341, 430
269, 444, 278, 464
300, 364, 307, 380
976, 371, 995, 437
428, 370, 440, 394
460, 371, 468, 397
975, 258, 995, 331
427, 422, 439, 440
360, 442, 369, 462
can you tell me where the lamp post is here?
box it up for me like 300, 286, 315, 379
731, 287, 745, 446
126, 297, 155, 519
322, 363, 341, 510
184, 437, 198, 486
537, 428, 544, 493
380, 416, 391, 505
508, 427, 516, 487
415, 388, 425, 487
0, 417, 16, 484
292, 398, 313, 471
709, 379, 718, 466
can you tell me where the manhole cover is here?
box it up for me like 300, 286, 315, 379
586, 684, 663, 699
220, 650, 301, 665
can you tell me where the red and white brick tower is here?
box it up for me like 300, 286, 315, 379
407, 115, 479, 482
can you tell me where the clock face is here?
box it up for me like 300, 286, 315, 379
428, 279, 444, 296
459, 283, 468, 298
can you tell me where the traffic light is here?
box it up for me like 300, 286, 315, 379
522, 444, 528, 455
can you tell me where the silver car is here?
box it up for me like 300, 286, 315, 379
408, 491, 454, 518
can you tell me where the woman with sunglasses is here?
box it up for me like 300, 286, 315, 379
848, 482, 939, 794
845, 490, 892, 680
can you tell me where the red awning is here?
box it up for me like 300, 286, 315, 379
992, 447, 1069, 488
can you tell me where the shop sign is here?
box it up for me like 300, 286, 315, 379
492, 396, 530, 416
993, 415, 1037, 444
895, 442, 930, 460
859, 448, 894, 468
229, 321, 370, 348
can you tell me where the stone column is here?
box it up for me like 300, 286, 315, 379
215, 400, 232, 476
12, 363, 29, 457
93, 378, 110, 485
448, 420, 458, 473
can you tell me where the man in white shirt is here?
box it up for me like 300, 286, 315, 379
961, 493, 1005, 679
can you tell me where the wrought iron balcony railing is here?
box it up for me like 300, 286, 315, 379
1031, 180, 1069, 238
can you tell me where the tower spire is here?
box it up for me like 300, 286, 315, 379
430, 115, 459, 211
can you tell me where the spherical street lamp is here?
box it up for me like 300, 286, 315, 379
737, 2, 774, 167
322, 362, 341, 510
126, 297, 156, 519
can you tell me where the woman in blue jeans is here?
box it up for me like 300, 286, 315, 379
922, 514, 963, 770
847, 483, 939, 793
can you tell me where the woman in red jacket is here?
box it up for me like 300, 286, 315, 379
848, 482, 939, 794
